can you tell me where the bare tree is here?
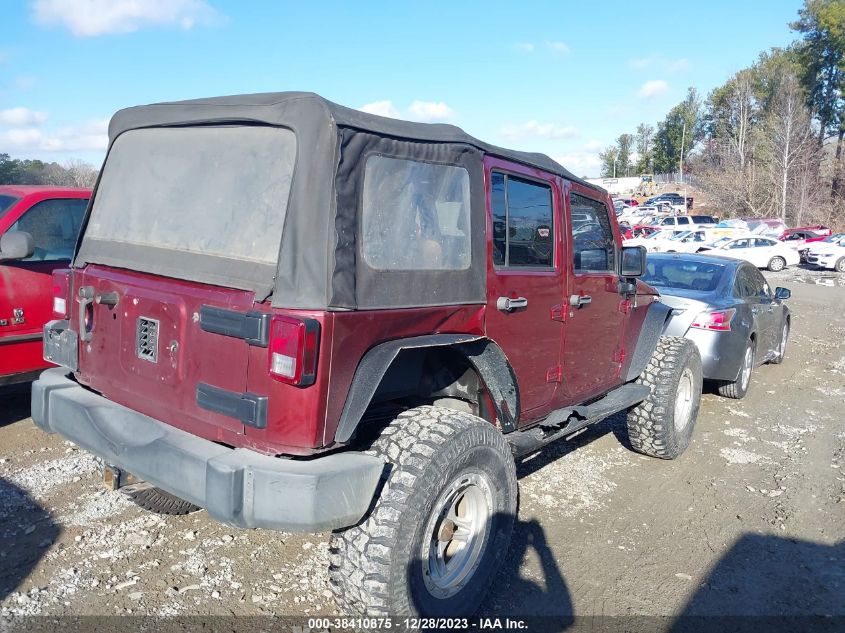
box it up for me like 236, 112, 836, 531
763, 74, 816, 223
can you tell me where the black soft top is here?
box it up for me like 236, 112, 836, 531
79, 92, 606, 310
109, 91, 601, 193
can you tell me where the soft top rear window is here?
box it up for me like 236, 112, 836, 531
84, 126, 296, 265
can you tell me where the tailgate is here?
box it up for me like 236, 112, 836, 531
74, 265, 256, 440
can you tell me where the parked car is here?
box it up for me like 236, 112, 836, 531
805, 236, 845, 272
32, 91, 703, 618
697, 236, 800, 271
779, 228, 826, 252
624, 227, 688, 251
642, 253, 790, 399
792, 224, 831, 237
651, 215, 717, 229
650, 229, 713, 253
0, 185, 90, 385
742, 217, 788, 238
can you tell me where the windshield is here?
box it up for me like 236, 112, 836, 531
0, 194, 20, 218
84, 126, 296, 265
823, 233, 845, 243
708, 237, 733, 248
643, 259, 726, 291
669, 231, 693, 241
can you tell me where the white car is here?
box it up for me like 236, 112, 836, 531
624, 228, 688, 251
698, 236, 801, 271
805, 235, 845, 272
649, 229, 712, 253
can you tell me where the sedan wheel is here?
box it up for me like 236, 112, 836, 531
768, 256, 786, 272
770, 321, 789, 365
718, 341, 754, 399
836, 257, 845, 273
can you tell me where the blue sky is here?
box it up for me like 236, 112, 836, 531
1, 0, 802, 177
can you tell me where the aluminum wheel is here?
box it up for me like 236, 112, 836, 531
740, 345, 753, 390
674, 366, 695, 432
421, 472, 493, 599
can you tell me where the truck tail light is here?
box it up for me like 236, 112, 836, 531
268, 315, 320, 386
52, 270, 71, 319
691, 308, 735, 332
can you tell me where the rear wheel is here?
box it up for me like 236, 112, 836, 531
769, 321, 789, 365
835, 257, 845, 273
768, 256, 786, 272
626, 336, 702, 459
329, 405, 517, 616
717, 340, 755, 399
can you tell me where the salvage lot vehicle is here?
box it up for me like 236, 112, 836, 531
698, 236, 800, 271
31, 92, 703, 617
806, 239, 845, 272
0, 185, 91, 385
642, 253, 790, 399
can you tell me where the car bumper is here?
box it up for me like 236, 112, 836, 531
31, 368, 385, 532
683, 328, 746, 382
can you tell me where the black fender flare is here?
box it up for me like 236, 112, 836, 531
624, 301, 673, 382
333, 334, 520, 443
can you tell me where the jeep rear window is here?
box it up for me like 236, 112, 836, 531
362, 155, 471, 271
84, 126, 296, 265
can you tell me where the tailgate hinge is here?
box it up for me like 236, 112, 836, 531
546, 364, 563, 383
618, 299, 633, 314
550, 304, 566, 322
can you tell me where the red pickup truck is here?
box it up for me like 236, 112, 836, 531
0, 185, 90, 384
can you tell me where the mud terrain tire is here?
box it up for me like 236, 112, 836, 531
329, 405, 517, 616
626, 336, 702, 459
128, 486, 200, 515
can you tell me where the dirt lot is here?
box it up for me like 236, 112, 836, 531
1, 266, 843, 625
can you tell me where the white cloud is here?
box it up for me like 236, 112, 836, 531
358, 100, 456, 122
500, 120, 579, 141
408, 100, 454, 122
0, 117, 109, 152
553, 152, 602, 178
583, 139, 604, 151
638, 80, 669, 99
629, 54, 690, 74
0, 107, 48, 126
30, 0, 219, 37
545, 41, 570, 54
358, 100, 401, 119
515, 41, 570, 55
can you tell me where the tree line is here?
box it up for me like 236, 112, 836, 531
599, 0, 845, 229
0, 153, 98, 188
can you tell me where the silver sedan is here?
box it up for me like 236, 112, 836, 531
642, 253, 792, 399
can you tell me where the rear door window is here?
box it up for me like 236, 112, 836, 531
491, 172, 554, 268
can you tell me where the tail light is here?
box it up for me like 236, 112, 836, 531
268, 315, 320, 386
691, 308, 735, 332
51, 269, 71, 319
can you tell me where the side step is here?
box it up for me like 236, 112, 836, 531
507, 382, 650, 458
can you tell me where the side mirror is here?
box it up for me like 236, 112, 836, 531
775, 287, 791, 300
0, 231, 34, 262
621, 245, 647, 277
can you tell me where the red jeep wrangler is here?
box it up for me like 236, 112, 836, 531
0, 186, 90, 384
32, 93, 702, 616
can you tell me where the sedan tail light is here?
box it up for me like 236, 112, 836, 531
691, 308, 736, 332
268, 315, 320, 386
51, 270, 71, 319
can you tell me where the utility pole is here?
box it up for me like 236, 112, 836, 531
680, 120, 687, 211
613, 157, 618, 179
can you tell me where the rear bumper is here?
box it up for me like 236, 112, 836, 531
684, 328, 745, 382
32, 368, 384, 532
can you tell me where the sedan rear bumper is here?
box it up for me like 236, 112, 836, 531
684, 328, 746, 382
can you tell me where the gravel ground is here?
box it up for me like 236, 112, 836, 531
0, 265, 843, 623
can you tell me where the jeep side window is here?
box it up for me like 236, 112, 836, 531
362, 156, 471, 271
570, 193, 616, 273
10, 198, 88, 262
490, 172, 554, 268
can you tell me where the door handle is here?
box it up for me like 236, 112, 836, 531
569, 294, 592, 308
497, 296, 528, 312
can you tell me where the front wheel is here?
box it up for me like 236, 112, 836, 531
769, 321, 789, 365
835, 257, 845, 273
329, 406, 518, 617
626, 336, 703, 459
768, 256, 786, 272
